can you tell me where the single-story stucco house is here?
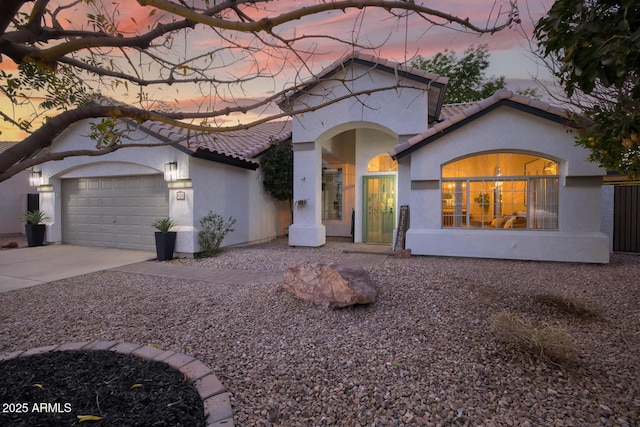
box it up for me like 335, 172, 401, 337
282, 52, 610, 263
11, 112, 291, 256
1, 52, 621, 262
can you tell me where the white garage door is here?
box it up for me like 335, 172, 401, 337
62, 175, 169, 250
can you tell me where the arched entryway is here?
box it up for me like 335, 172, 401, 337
317, 124, 398, 244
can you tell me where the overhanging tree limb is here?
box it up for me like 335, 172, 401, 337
0, 0, 520, 182
138, 0, 516, 34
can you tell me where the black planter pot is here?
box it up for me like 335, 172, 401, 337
25, 224, 46, 247
155, 231, 177, 261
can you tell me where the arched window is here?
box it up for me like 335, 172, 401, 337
368, 154, 398, 172
441, 153, 558, 230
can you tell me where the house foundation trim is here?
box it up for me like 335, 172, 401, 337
405, 229, 609, 263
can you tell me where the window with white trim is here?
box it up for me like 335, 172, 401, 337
441, 153, 558, 230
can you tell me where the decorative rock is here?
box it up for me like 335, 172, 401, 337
282, 262, 377, 308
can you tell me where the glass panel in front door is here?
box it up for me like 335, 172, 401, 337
363, 175, 395, 244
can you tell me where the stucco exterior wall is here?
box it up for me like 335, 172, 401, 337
600, 185, 615, 251
291, 64, 430, 144
190, 157, 279, 250
0, 170, 31, 235
31, 119, 281, 255
403, 106, 610, 263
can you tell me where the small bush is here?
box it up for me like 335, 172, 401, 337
152, 217, 177, 233
491, 310, 577, 363
533, 293, 599, 318
198, 211, 236, 257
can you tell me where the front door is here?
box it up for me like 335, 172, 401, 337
363, 175, 396, 244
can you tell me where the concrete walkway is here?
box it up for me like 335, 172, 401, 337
113, 248, 389, 284
1, 243, 390, 292
0, 245, 154, 293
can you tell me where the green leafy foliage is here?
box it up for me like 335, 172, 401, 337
261, 139, 293, 201
535, 0, 640, 176
1, 62, 93, 111
573, 105, 640, 177
535, 0, 639, 98
412, 45, 520, 104
89, 118, 124, 147
23, 210, 48, 225
197, 211, 236, 257
152, 217, 177, 233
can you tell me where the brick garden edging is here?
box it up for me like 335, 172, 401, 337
0, 340, 234, 427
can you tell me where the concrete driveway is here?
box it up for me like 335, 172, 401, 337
0, 245, 155, 293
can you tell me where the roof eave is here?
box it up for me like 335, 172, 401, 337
279, 54, 448, 109
392, 97, 576, 160
193, 148, 259, 170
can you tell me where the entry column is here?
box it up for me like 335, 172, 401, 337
288, 141, 326, 247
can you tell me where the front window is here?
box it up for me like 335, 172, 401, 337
368, 154, 398, 172
441, 153, 558, 229
322, 168, 342, 220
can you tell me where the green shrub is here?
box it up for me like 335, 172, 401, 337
151, 217, 177, 233
198, 211, 236, 257
491, 310, 577, 364
23, 210, 48, 225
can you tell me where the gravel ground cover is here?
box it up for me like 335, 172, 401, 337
1, 239, 639, 426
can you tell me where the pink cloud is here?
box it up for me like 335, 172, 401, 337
26, 2, 550, 108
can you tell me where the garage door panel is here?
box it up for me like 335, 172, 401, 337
115, 215, 130, 225
127, 179, 141, 189
63, 175, 168, 250
144, 195, 167, 207
128, 197, 142, 207
128, 215, 143, 226
88, 215, 102, 225
88, 179, 100, 190
115, 196, 128, 207
89, 231, 104, 241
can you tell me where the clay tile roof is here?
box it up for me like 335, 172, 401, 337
389, 90, 573, 159
181, 120, 292, 160
94, 97, 291, 168
439, 102, 478, 120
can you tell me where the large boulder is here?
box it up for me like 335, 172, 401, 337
282, 262, 377, 308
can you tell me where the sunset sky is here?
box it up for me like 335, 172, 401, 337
0, 0, 553, 141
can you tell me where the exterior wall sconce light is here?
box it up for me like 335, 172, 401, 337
164, 162, 178, 182
29, 170, 43, 187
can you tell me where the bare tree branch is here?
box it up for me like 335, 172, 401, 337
139, 0, 516, 34
0, 0, 519, 182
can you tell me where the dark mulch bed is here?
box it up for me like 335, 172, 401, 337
0, 350, 205, 427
